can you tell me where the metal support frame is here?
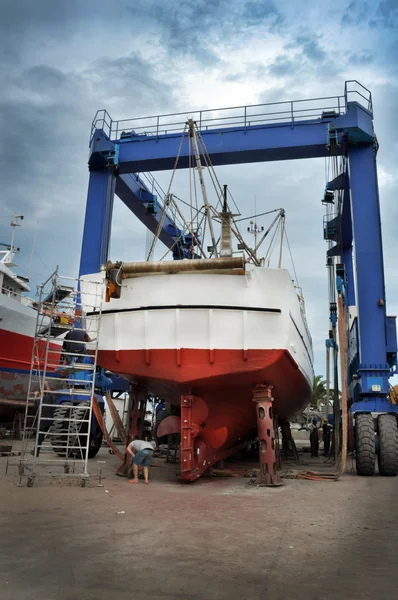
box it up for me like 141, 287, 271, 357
16, 271, 105, 486
81, 80, 397, 424
81, 83, 373, 277
80, 171, 115, 276
348, 147, 390, 404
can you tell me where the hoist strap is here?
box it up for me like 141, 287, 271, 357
105, 391, 128, 445
92, 396, 124, 461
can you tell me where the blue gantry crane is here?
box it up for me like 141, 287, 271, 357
80, 80, 398, 477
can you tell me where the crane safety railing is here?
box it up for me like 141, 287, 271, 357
90, 81, 372, 145
344, 80, 372, 114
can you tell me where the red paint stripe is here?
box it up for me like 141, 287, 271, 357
0, 356, 31, 368
98, 347, 312, 423
0, 328, 61, 371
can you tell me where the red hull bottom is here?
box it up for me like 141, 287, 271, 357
99, 348, 312, 480
0, 328, 61, 422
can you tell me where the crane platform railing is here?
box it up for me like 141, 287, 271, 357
90, 82, 372, 145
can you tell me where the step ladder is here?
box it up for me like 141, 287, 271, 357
17, 268, 105, 487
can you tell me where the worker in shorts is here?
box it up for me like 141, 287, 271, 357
126, 437, 155, 485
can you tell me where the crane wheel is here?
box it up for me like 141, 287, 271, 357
50, 402, 74, 457
355, 413, 375, 476
377, 414, 398, 476
88, 431, 103, 459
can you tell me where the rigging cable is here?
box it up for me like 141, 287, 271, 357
146, 122, 188, 261
282, 227, 300, 288
263, 218, 281, 267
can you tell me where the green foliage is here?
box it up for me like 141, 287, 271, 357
312, 375, 327, 407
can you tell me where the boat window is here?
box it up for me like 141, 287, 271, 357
1, 276, 22, 301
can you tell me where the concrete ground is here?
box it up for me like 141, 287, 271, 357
0, 448, 398, 600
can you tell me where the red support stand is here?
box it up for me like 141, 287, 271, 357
116, 385, 148, 477
253, 384, 284, 487
127, 385, 148, 443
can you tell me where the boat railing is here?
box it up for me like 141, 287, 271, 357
344, 80, 372, 113
1, 284, 27, 303
90, 81, 373, 144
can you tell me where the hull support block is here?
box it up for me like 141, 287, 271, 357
253, 384, 284, 487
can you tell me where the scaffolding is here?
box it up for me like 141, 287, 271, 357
17, 269, 104, 487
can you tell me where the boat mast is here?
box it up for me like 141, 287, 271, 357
188, 119, 219, 258
219, 185, 233, 258
10, 213, 23, 254
278, 210, 285, 268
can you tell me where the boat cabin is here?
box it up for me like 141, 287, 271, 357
0, 249, 30, 301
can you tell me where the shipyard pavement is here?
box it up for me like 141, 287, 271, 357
0, 450, 398, 600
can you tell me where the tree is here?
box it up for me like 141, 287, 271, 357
311, 375, 327, 408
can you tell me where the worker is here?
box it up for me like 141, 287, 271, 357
31, 381, 56, 457
62, 328, 91, 364
309, 418, 319, 457
281, 420, 293, 459
155, 399, 165, 415
322, 417, 332, 456
127, 436, 155, 485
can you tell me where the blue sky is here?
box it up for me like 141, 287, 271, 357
0, 0, 397, 379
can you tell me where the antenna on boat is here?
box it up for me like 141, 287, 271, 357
278, 210, 285, 268
10, 213, 23, 254
28, 222, 38, 280
218, 184, 236, 258
247, 200, 264, 260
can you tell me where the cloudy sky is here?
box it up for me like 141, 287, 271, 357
1, 0, 397, 379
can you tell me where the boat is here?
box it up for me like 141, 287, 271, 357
81, 121, 314, 480
0, 216, 61, 423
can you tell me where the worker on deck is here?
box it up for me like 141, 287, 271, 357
127, 436, 155, 485
309, 418, 319, 457
322, 417, 332, 456
62, 328, 91, 364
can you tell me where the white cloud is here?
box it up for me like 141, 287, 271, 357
378, 166, 397, 188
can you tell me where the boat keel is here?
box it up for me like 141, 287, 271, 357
158, 386, 284, 485
180, 392, 228, 481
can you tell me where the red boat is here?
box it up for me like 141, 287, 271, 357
83, 259, 313, 481
81, 122, 314, 481
0, 221, 62, 423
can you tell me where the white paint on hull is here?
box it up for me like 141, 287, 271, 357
81, 265, 314, 387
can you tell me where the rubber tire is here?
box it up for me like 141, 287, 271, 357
378, 414, 398, 476
70, 402, 103, 459
88, 431, 103, 459
69, 402, 90, 459
50, 402, 74, 457
355, 413, 376, 476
